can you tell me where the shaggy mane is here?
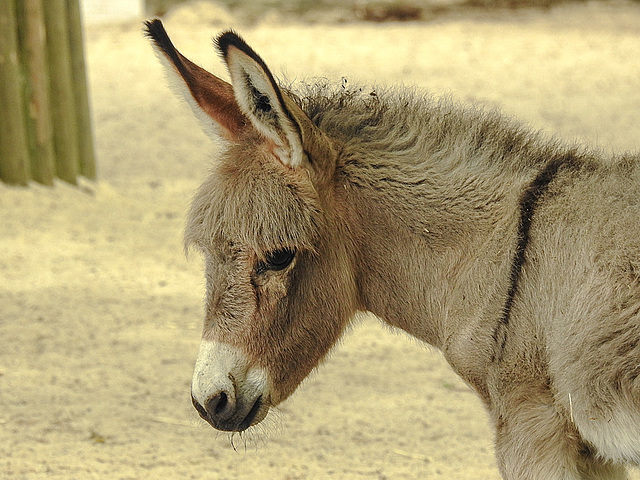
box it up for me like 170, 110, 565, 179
284, 80, 563, 175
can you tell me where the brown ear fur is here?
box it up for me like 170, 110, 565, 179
145, 20, 247, 140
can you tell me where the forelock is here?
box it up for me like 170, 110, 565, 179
184, 142, 322, 256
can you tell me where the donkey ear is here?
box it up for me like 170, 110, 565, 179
144, 20, 246, 141
216, 31, 305, 168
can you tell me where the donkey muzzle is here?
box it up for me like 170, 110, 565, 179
191, 391, 265, 432
191, 340, 269, 431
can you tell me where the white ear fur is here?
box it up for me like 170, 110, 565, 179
151, 45, 228, 142
225, 46, 305, 168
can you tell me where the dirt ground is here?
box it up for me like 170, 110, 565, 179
2, 2, 640, 479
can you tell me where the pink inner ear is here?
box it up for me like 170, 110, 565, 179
179, 54, 248, 140
147, 20, 249, 141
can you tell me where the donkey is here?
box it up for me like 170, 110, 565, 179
145, 19, 640, 479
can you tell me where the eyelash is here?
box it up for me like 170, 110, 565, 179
255, 248, 296, 275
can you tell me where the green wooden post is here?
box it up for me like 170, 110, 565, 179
0, 0, 30, 185
67, 0, 96, 180
16, 0, 56, 186
42, 0, 80, 185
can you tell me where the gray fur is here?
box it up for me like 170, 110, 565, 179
148, 23, 640, 479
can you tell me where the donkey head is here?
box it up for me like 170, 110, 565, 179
146, 20, 359, 431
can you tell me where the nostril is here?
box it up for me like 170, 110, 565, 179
213, 392, 227, 415
206, 392, 231, 419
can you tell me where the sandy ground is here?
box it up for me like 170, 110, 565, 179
2, 2, 640, 479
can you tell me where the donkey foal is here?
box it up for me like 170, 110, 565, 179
146, 20, 640, 479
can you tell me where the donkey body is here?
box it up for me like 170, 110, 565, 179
146, 20, 640, 479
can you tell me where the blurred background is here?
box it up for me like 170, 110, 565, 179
1, 1, 640, 479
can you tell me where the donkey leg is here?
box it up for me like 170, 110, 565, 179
493, 395, 629, 480
577, 456, 627, 480
493, 395, 588, 480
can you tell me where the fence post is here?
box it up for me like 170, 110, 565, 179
67, 0, 96, 180
0, 0, 30, 185
42, 0, 80, 185
16, 0, 56, 186
1, 0, 95, 186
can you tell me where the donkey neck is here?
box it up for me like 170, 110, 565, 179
302, 87, 568, 385
343, 148, 526, 339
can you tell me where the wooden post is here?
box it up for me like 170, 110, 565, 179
42, 0, 80, 185
1, 0, 95, 186
67, 0, 96, 180
0, 0, 30, 185
16, 0, 56, 186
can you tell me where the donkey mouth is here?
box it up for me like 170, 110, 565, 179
192, 394, 266, 432
238, 396, 264, 431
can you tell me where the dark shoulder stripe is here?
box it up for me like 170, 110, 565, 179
492, 153, 575, 362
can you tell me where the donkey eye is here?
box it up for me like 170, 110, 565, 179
257, 248, 296, 274
266, 248, 296, 270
